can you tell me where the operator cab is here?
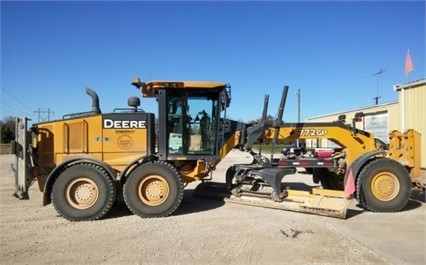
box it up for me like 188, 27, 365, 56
166, 90, 218, 156
132, 79, 231, 162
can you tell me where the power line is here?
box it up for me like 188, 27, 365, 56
1, 87, 35, 112
1, 102, 24, 113
0, 106, 34, 120
1, 102, 33, 117
34, 108, 54, 122
1, 108, 22, 116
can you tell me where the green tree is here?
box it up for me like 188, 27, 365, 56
0, 116, 15, 143
247, 114, 274, 125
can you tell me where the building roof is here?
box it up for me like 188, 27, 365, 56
394, 78, 426, 91
306, 101, 398, 120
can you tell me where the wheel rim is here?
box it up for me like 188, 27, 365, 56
138, 175, 169, 206
371, 172, 400, 201
66, 177, 99, 209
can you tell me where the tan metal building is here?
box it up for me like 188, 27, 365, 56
306, 78, 426, 168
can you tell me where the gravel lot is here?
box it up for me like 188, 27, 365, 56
1, 151, 425, 265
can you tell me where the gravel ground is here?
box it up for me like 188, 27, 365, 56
1, 151, 424, 265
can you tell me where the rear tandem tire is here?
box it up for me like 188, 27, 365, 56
123, 161, 184, 218
51, 163, 117, 221
356, 158, 412, 212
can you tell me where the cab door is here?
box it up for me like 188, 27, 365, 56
158, 89, 220, 160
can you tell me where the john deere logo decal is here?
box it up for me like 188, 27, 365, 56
117, 135, 133, 150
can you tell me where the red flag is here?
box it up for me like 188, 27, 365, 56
405, 49, 414, 76
344, 168, 355, 198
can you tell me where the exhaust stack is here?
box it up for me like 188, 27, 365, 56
85, 87, 101, 114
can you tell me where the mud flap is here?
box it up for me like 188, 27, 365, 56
194, 182, 351, 219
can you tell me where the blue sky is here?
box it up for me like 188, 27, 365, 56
1, 1, 425, 123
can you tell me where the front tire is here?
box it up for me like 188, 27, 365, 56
123, 161, 184, 218
357, 158, 411, 212
51, 163, 116, 221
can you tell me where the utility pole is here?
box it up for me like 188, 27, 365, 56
297, 88, 301, 123
34, 108, 54, 123
296, 88, 301, 147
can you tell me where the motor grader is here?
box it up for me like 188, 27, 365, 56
13, 78, 424, 221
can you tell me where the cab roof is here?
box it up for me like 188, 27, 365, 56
132, 78, 228, 97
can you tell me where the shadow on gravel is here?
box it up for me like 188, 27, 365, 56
284, 182, 321, 190
402, 200, 423, 212
103, 187, 424, 220
410, 189, 425, 203
103, 201, 133, 219
349, 188, 425, 217
345, 208, 364, 219
174, 189, 225, 216
400, 189, 425, 212
102, 190, 225, 220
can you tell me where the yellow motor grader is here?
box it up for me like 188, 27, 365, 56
13, 78, 424, 221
